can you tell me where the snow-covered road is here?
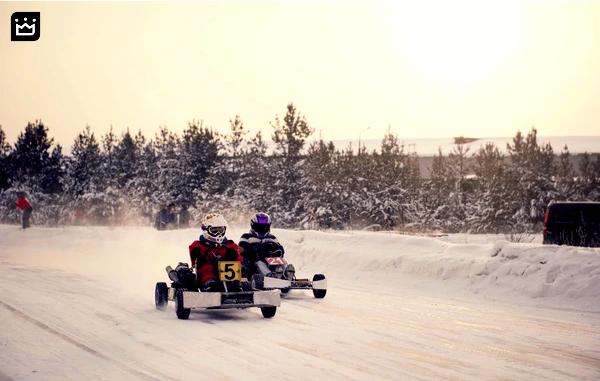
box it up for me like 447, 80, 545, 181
1, 226, 599, 380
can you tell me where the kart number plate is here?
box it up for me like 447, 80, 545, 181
218, 261, 242, 281
265, 257, 287, 266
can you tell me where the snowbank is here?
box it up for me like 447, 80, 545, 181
277, 229, 600, 310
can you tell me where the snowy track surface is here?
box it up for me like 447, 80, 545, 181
1, 225, 599, 381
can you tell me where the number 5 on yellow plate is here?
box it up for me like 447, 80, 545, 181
218, 261, 242, 281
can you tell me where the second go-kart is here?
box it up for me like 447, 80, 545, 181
155, 261, 281, 320
250, 256, 327, 299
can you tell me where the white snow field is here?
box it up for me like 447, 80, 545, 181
0, 225, 599, 381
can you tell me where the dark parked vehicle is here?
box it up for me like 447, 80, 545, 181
543, 201, 600, 247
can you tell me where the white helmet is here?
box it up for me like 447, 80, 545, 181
201, 212, 228, 244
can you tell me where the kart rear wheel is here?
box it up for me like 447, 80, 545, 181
312, 274, 327, 299
175, 288, 191, 320
155, 282, 168, 311
261, 306, 277, 318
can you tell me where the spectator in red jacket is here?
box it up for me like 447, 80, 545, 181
16, 191, 33, 229
188, 213, 242, 292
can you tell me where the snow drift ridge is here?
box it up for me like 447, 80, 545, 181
279, 230, 600, 310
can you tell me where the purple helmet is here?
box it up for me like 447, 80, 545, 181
251, 212, 271, 238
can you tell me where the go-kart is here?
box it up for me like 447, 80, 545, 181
155, 261, 281, 320
249, 256, 327, 299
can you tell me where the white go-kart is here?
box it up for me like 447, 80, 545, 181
155, 261, 281, 319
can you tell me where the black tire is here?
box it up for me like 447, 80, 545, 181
280, 288, 290, 294
261, 306, 277, 318
312, 274, 327, 299
175, 288, 191, 320
251, 274, 264, 290
155, 282, 168, 311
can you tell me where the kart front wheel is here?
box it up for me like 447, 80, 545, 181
261, 306, 277, 318
175, 288, 191, 320
312, 274, 327, 299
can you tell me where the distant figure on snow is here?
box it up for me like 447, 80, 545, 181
179, 206, 190, 228
155, 204, 177, 230
16, 191, 33, 229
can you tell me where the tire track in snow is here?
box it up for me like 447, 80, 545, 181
0, 299, 175, 381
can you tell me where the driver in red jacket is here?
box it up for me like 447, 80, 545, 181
189, 213, 242, 292
16, 192, 33, 229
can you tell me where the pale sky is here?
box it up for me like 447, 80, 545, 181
1, 1, 599, 148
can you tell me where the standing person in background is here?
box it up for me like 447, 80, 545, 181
178, 205, 190, 228
16, 191, 33, 229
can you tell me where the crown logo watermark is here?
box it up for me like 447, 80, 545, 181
16, 18, 36, 36
11, 12, 40, 41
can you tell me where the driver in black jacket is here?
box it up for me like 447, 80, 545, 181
239, 212, 287, 278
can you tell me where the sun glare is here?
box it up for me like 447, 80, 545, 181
390, 1, 523, 89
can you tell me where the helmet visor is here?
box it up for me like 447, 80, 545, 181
207, 226, 226, 237
253, 223, 270, 235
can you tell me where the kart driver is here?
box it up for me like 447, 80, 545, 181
189, 212, 242, 292
238, 212, 288, 278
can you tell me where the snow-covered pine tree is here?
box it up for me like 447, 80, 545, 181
350, 144, 379, 228
223, 115, 247, 196
301, 139, 345, 229
471, 142, 512, 233
9, 120, 62, 193
327, 143, 359, 228
210, 115, 253, 224
368, 129, 411, 229
270, 103, 314, 226
422, 147, 451, 231
101, 127, 119, 189
577, 153, 600, 201
127, 130, 157, 223
66, 126, 102, 196
0, 125, 12, 223
180, 120, 221, 213
104, 130, 142, 222
242, 130, 272, 214
443, 142, 471, 232
0, 125, 12, 190
590, 154, 600, 200
153, 126, 183, 210
95, 127, 122, 223
554, 145, 576, 200
330, 144, 354, 227
65, 126, 104, 223
401, 149, 424, 229
505, 128, 555, 230
39, 144, 65, 224
113, 130, 138, 189
4, 121, 65, 224
226, 116, 246, 157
